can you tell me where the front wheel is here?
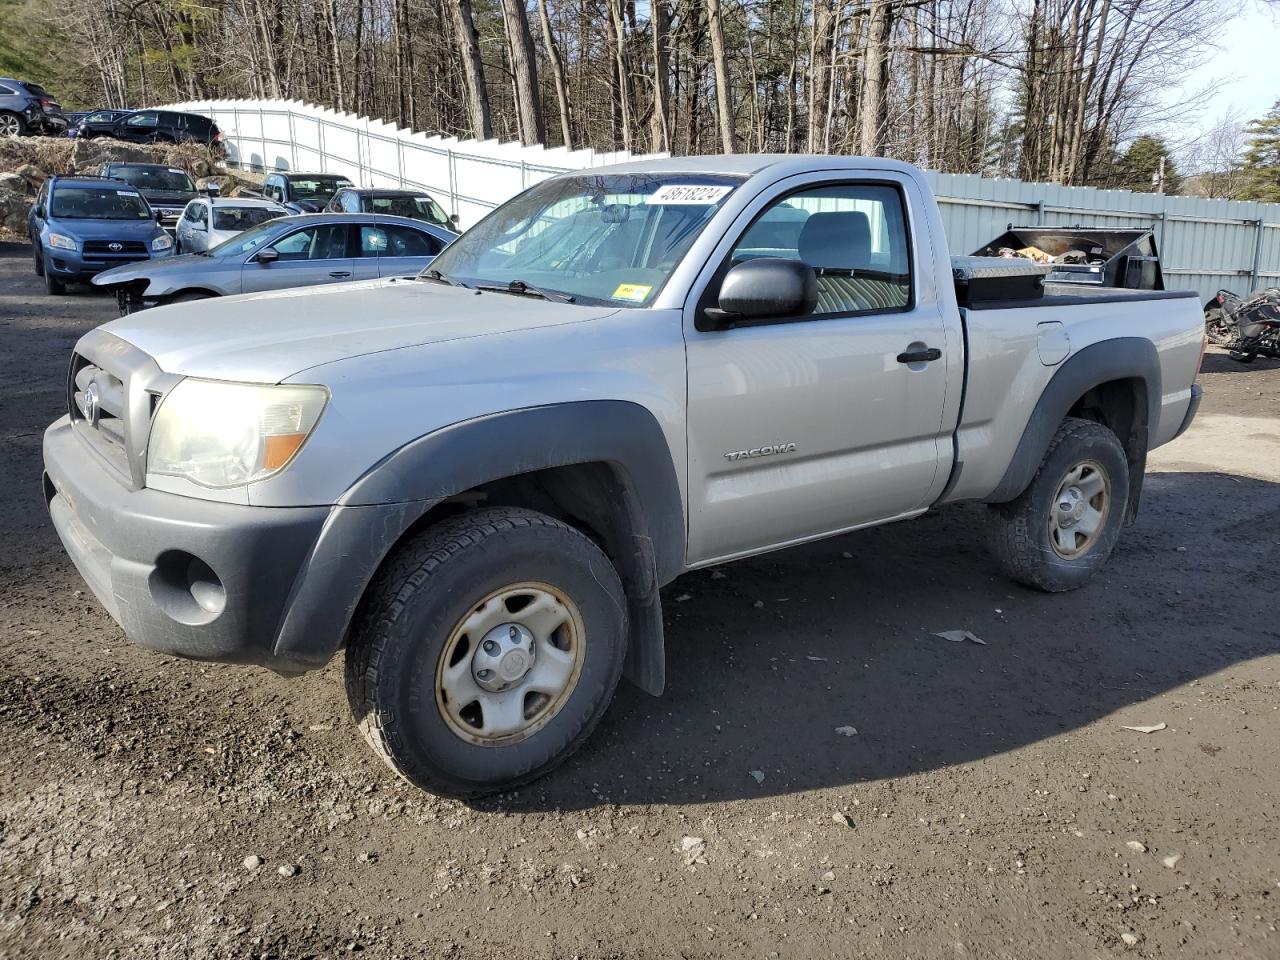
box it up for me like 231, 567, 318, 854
43, 257, 66, 295
345, 507, 628, 798
990, 417, 1130, 592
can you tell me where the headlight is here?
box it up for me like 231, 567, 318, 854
151, 233, 174, 251
47, 233, 76, 251
147, 379, 328, 488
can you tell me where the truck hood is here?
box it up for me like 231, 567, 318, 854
102, 278, 620, 382
53, 217, 165, 242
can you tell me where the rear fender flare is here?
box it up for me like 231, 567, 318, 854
986, 338, 1160, 514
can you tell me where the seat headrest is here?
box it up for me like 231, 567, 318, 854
797, 211, 871, 271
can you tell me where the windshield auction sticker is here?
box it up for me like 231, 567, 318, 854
612, 283, 653, 302
647, 184, 732, 205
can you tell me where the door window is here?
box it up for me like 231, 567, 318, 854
381, 225, 440, 257
730, 183, 912, 316
126, 111, 158, 128
268, 224, 348, 261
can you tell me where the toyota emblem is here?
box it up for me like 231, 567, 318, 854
108, 242, 123, 252
83, 382, 100, 426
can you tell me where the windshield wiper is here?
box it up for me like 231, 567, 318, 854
420, 268, 471, 289
477, 279, 575, 304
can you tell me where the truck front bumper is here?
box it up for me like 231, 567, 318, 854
43, 416, 427, 673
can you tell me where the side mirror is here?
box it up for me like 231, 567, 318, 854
448, 213, 460, 230
700, 258, 818, 330
155, 210, 165, 223
255, 247, 278, 265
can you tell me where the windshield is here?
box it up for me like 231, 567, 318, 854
51, 186, 152, 220
290, 177, 352, 201
366, 194, 450, 226
426, 173, 742, 306
213, 206, 284, 231
111, 166, 195, 193
209, 219, 284, 256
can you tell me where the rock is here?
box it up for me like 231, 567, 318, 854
242, 855, 263, 871
277, 863, 301, 878
679, 836, 707, 865
832, 812, 855, 828
0, 172, 29, 194
1125, 841, 1147, 854
1120, 932, 1139, 947
749, 769, 765, 784
0, 189, 33, 235
835, 726, 858, 737
1162, 853, 1182, 869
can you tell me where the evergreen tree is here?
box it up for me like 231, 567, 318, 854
1240, 101, 1280, 202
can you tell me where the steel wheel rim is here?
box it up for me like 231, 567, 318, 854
0, 115, 19, 136
435, 581, 585, 745
1048, 458, 1110, 560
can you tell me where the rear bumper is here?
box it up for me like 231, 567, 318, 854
1172, 383, 1203, 441
43, 416, 429, 673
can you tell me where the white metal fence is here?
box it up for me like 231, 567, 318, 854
168, 98, 1280, 299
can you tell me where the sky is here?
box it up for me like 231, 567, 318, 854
1178, 1, 1279, 132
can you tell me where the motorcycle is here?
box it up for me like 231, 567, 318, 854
1203, 287, 1280, 363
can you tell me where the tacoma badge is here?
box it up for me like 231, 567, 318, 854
724, 442, 797, 462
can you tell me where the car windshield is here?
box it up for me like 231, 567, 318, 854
111, 166, 195, 193
290, 177, 351, 201
209, 219, 284, 256
367, 194, 450, 226
212, 206, 283, 231
425, 173, 742, 306
51, 186, 152, 220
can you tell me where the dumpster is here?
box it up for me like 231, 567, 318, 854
971, 226, 1163, 290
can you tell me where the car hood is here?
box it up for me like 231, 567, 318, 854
91, 252, 219, 286
101, 279, 621, 382
137, 190, 196, 205
52, 217, 163, 241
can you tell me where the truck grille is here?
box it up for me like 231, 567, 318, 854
81, 239, 150, 269
69, 355, 131, 479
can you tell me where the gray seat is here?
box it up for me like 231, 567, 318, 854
796, 211, 907, 313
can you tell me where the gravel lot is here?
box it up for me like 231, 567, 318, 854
1, 240, 1278, 959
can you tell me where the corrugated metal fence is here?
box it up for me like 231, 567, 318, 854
170, 98, 1280, 300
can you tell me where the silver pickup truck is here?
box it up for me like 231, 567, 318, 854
42, 156, 1205, 798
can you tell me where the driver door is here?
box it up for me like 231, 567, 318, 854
684, 173, 953, 564
241, 223, 355, 293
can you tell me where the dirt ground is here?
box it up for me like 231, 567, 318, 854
0, 241, 1277, 960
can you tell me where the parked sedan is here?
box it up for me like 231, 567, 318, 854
325, 187, 458, 229
70, 109, 134, 139
175, 197, 289, 253
91, 213, 456, 312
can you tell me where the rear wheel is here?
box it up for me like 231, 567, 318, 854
345, 507, 628, 798
0, 111, 25, 137
990, 417, 1129, 592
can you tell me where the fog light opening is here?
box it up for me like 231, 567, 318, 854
149, 550, 226, 625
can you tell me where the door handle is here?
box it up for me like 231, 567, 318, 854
328, 271, 352, 278
896, 347, 942, 364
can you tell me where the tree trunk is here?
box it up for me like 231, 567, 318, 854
502, 0, 545, 145
450, 0, 493, 139
706, 0, 735, 152
858, 0, 893, 156
650, 0, 672, 152
537, 0, 574, 147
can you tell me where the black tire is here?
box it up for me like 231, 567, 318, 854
43, 259, 65, 295
32, 242, 43, 276
0, 111, 26, 137
1229, 350, 1257, 364
990, 417, 1130, 593
345, 506, 628, 798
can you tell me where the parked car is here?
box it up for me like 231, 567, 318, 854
0, 78, 67, 136
69, 109, 134, 139
259, 172, 354, 213
44, 155, 1207, 799
92, 212, 454, 311
99, 162, 198, 233
174, 196, 290, 253
324, 187, 458, 229
28, 175, 175, 294
105, 109, 222, 147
